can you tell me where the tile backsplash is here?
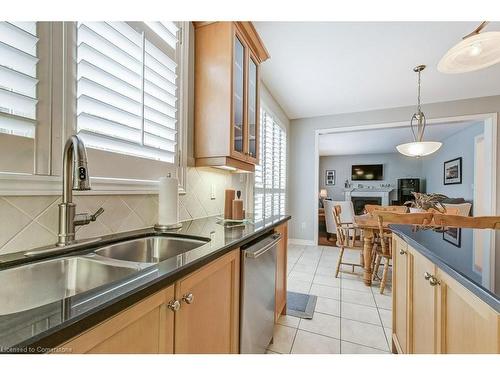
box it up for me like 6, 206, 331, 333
0, 167, 252, 255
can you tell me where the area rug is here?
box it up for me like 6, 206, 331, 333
286, 291, 317, 319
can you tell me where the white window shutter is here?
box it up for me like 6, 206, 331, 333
76, 22, 179, 163
0, 22, 38, 138
254, 107, 287, 221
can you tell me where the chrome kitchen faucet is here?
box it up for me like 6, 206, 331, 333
56, 135, 104, 246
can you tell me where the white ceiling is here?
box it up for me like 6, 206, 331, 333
254, 22, 500, 120
318, 121, 480, 156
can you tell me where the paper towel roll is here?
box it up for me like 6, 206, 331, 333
158, 176, 178, 226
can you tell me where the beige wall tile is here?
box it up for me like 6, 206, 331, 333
0, 167, 245, 254
0, 198, 32, 248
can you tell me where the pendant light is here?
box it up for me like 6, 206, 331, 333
438, 21, 500, 74
396, 65, 442, 158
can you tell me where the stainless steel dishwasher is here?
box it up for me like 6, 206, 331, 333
240, 231, 281, 354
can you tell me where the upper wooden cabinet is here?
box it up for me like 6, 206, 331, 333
194, 22, 270, 172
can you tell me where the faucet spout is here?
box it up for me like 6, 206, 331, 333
57, 135, 95, 247
62, 135, 91, 204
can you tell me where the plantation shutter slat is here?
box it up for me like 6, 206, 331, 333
0, 21, 38, 139
77, 21, 179, 163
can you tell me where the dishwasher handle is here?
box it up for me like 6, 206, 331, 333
245, 233, 282, 259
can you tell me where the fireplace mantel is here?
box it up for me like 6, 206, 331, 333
344, 188, 394, 206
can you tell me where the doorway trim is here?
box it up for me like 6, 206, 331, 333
313, 112, 498, 246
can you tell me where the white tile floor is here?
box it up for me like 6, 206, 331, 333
267, 243, 393, 354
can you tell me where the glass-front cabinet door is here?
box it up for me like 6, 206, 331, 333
246, 54, 259, 164
232, 35, 245, 159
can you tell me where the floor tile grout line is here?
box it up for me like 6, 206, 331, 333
290, 245, 323, 354
371, 284, 391, 351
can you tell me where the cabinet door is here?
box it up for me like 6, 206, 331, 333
231, 34, 247, 161
392, 235, 409, 353
61, 286, 175, 354
174, 249, 240, 353
436, 269, 499, 353
275, 223, 288, 321
409, 247, 437, 353
246, 53, 259, 164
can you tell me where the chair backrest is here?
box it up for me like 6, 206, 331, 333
442, 202, 472, 216
374, 211, 435, 225
332, 205, 350, 246
365, 204, 408, 214
428, 207, 460, 215
432, 214, 500, 229
375, 212, 434, 256
324, 200, 355, 234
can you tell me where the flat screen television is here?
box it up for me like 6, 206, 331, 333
351, 164, 384, 181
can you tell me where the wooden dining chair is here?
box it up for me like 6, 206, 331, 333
432, 214, 500, 229
428, 207, 460, 215
333, 205, 363, 278
371, 211, 434, 294
365, 204, 408, 214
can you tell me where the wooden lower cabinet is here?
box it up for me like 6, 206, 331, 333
174, 249, 240, 354
62, 286, 175, 354
436, 269, 500, 353
408, 246, 437, 354
61, 248, 241, 354
275, 223, 288, 321
392, 234, 500, 354
391, 235, 409, 353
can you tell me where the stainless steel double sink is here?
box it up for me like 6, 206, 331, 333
0, 235, 209, 316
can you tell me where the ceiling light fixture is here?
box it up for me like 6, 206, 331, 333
438, 21, 500, 73
397, 65, 442, 158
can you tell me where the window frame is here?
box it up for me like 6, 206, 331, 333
0, 21, 189, 195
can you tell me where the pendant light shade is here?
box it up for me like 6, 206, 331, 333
438, 22, 500, 74
396, 141, 442, 157
396, 65, 442, 158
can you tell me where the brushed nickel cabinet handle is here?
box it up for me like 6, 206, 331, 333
399, 249, 406, 255
167, 300, 181, 311
182, 292, 194, 304
424, 272, 432, 280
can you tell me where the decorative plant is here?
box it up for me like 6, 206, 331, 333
404, 192, 448, 211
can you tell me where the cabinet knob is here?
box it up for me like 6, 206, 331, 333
182, 292, 194, 304
167, 300, 181, 311
429, 276, 440, 287
399, 249, 406, 255
424, 272, 440, 286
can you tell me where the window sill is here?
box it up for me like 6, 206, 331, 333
0, 173, 186, 196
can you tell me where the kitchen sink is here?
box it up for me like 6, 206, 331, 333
0, 256, 140, 316
94, 235, 209, 264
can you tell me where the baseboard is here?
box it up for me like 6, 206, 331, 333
288, 238, 316, 246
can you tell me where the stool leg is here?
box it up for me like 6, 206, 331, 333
373, 254, 381, 281
335, 246, 345, 278
380, 258, 390, 294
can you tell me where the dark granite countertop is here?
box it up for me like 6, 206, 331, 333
0, 214, 291, 353
390, 224, 500, 313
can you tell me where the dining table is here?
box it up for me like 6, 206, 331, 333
354, 214, 390, 286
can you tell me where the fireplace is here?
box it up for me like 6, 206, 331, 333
352, 197, 382, 215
